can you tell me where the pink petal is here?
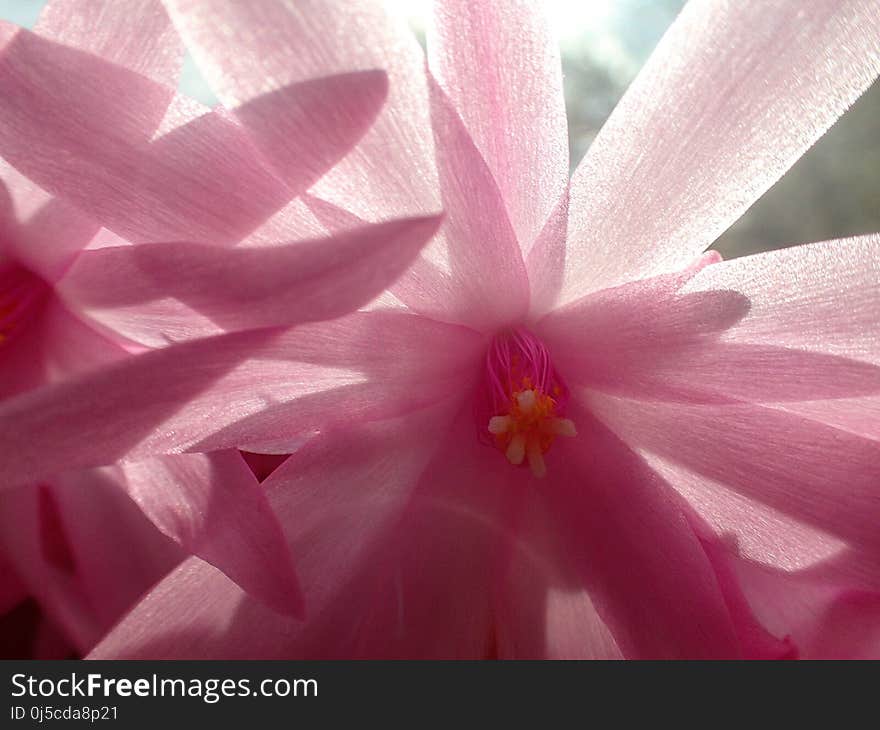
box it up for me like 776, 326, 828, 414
678, 234, 880, 437
35, 0, 184, 88
542, 404, 742, 658
58, 215, 443, 345
559, 1, 880, 304
685, 511, 797, 659
643, 450, 850, 577
36, 299, 130, 376
537, 261, 746, 398
232, 70, 389, 196
119, 452, 302, 616
266, 401, 501, 659
427, 0, 568, 254
0, 312, 484, 489
773, 397, 880, 442
163, 0, 440, 223
255, 408, 619, 659
623, 344, 880, 405
494, 483, 622, 659
0, 474, 181, 653
0, 157, 98, 282
725, 550, 880, 659
684, 235, 880, 361
90, 399, 465, 659
539, 246, 880, 405
586, 392, 880, 558
88, 557, 234, 658
92, 400, 746, 659
525, 185, 569, 317
388, 78, 528, 331
0, 27, 291, 245
0, 298, 128, 399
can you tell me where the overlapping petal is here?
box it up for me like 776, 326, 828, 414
118, 452, 302, 616
2, 0, 876, 662
543, 405, 743, 658
493, 480, 622, 659
539, 240, 880, 406
0, 158, 97, 282
0, 25, 391, 247
58, 215, 443, 345
89, 400, 465, 659
0, 312, 484, 489
712, 542, 880, 659
162, 0, 439, 222
35, 0, 183, 87
0, 299, 129, 400
556, 0, 880, 307
427, 0, 568, 254
388, 80, 529, 330
585, 392, 880, 560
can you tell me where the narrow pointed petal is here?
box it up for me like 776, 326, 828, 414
269, 404, 500, 659
542, 406, 742, 658
90, 400, 465, 659
119, 452, 302, 616
390, 79, 528, 330
232, 69, 389, 195
525, 186, 569, 317
163, 0, 440, 222
0, 158, 97, 282
721, 547, 880, 659
0, 312, 484, 489
644, 450, 850, 577
0, 28, 291, 245
678, 234, 880, 436
427, 0, 568, 254
35, 0, 184, 87
681, 235, 880, 363
92, 402, 744, 659
586, 392, 880, 556
688, 523, 797, 659
88, 557, 234, 658
559, 0, 880, 303
0, 299, 128, 400
59, 215, 443, 346
494, 485, 623, 659
539, 241, 880, 406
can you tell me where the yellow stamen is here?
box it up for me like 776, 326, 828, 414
506, 433, 526, 466
487, 387, 576, 478
525, 436, 546, 478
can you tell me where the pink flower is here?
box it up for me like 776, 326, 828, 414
0, 0, 445, 654
3, 0, 880, 658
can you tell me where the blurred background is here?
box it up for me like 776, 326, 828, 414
1, 0, 878, 259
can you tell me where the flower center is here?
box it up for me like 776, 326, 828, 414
0, 263, 48, 346
481, 328, 576, 478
